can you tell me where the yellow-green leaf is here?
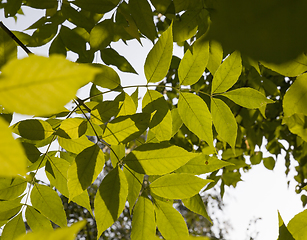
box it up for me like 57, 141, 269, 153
123, 166, 143, 209
94, 166, 128, 238
31, 184, 67, 227
211, 51, 242, 94
0, 55, 101, 116
92, 64, 120, 89
56, 118, 87, 139
67, 144, 105, 200
287, 209, 307, 240
0, 27, 17, 69
178, 92, 213, 148
211, 98, 237, 149
0, 177, 27, 200
0, 118, 27, 176
124, 142, 198, 175
144, 22, 173, 83
150, 173, 213, 199
207, 40, 223, 75
178, 37, 209, 86
131, 195, 156, 240
25, 206, 53, 232
58, 135, 95, 154
221, 87, 274, 109
1, 212, 25, 240
90, 19, 114, 49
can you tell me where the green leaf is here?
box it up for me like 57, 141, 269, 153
262, 53, 307, 77
143, 90, 172, 141
277, 211, 295, 240
144, 22, 173, 83
0, 27, 17, 69
178, 92, 213, 148
58, 135, 95, 154
0, 196, 23, 221
12, 119, 54, 141
250, 152, 263, 165
49, 35, 67, 57
100, 48, 137, 74
56, 118, 87, 139
72, 0, 118, 13
59, 26, 87, 57
282, 114, 307, 142
1, 212, 25, 240
115, 92, 137, 116
150, 173, 213, 199
211, 51, 242, 94
0, 177, 27, 200
176, 154, 234, 174
90, 20, 114, 50
124, 142, 198, 175
263, 156, 275, 170
171, 108, 183, 137
283, 73, 307, 117
123, 166, 143, 209
211, 98, 237, 149
92, 64, 120, 89
94, 166, 128, 238
110, 143, 125, 167
91, 100, 120, 125
287, 209, 307, 240
129, 0, 156, 42
207, 40, 223, 75
31, 183, 67, 227
16, 221, 86, 240
67, 144, 105, 200
25, 206, 53, 232
25, 0, 57, 9
178, 38, 209, 86
182, 194, 212, 223
102, 113, 150, 145
0, 55, 101, 116
154, 199, 189, 240
131, 195, 156, 240
0, 118, 27, 177
221, 87, 274, 109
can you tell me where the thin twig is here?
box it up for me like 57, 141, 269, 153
0, 21, 32, 55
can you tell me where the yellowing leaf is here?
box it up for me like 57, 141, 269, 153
0, 118, 27, 177
221, 87, 274, 109
131, 195, 156, 240
178, 38, 209, 86
150, 173, 213, 199
124, 142, 198, 175
211, 51, 242, 94
154, 199, 189, 240
67, 144, 105, 200
0, 55, 101, 116
211, 98, 237, 149
144, 22, 173, 83
16, 221, 86, 240
178, 92, 213, 148
31, 184, 67, 227
94, 166, 128, 238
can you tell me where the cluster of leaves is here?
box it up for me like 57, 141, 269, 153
1, 0, 307, 239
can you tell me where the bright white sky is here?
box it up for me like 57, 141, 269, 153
1, 6, 305, 240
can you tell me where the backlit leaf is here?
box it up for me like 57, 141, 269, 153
0, 177, 27, 200
144, 23, 173, 83
0, 118, 27, 177
115, 92, 137, 116
123, 166, 143, 209
171, 108, 183, 137
94, 166, 128, 238
92, 64, 120, 89
0, 27, 17, 69
283, 73, 307, 117
150, 173, 212, 199
178, 37, 209, 86
277, 211, 295, 240
131, 195, 156, 240
211, 98, 237, 149
154, 199, 189, 240
221, 88, 274, 109
287, 209, 307, 240
102, 113, 150, 145
25, 206, 53, 232
182, 194, 212, 223
90, 20, 114, 49
31, 183, 67, 227
0, 55, 101, 116
282, 114, 307, 142
73, 0, 118, 13
124, 142, 198, 175
178, 92, 213, 148
207, 40, 223, 75
0, 196, 22, 221
1, 212, 25, 240
143, 90, 172, 141
211, 51, 242, 94
58, 135, 95, 154
67, 144, 105, 200
176, 154, 234, 174
56, 118, 87, 139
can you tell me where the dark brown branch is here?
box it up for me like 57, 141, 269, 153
0, 21, 32, 55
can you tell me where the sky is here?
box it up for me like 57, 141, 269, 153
1, 5, 306, 240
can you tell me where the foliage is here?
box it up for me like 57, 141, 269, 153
0, 0, 307, 239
